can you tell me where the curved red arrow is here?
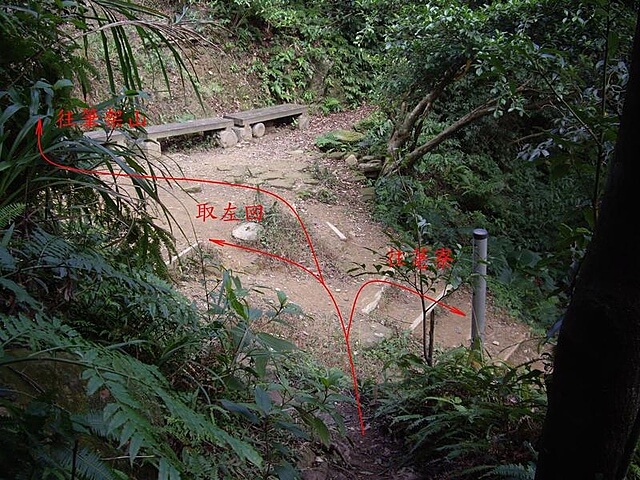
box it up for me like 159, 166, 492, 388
347, 279, 466, 340
36, 120, 365, 433
36, 119, 325, 284
209, 238, 365, 435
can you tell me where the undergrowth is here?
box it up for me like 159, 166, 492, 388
367, 118, 584, 328
1, 220, 351, 478
370, 346, 549, 479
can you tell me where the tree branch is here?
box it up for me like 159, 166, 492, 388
406, 101, 498, 167
382, 84, 545, 176
388, 62, 468, 159
382, 98, 498, 176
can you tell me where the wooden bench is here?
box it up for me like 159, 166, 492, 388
224, 103, 309, 139
83, 104, 309, 152
84, 117, 237, 153
84, 129, 126, 144
145, 117, 234, 140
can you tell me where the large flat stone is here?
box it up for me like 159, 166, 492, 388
267, 178, 297, 190
232, 222, 263, 241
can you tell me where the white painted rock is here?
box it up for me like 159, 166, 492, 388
251, 122, 266, 138
217, 129, 238, 148
231, 222, 263, 241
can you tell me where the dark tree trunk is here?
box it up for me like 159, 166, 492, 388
535, 10, 640, 480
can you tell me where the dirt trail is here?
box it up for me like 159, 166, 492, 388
147, 107, 543, 478
153, 107, 537, 369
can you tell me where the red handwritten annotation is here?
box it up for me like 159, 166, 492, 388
56, 107, 147, 130
196, 202, 264, 223
37, 118, 466, 436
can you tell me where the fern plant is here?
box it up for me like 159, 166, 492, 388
0, 203, 24, 229
373, 346, 547, 479
1, 226, 353, 479
487, 463, 536, 479
0, 311, 264, 479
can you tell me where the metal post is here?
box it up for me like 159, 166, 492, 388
471, 228, 488, 345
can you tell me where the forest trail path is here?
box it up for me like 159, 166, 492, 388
153, 106, 540, 478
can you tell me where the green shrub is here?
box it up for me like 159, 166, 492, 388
373, 346, 548, 479
369, 129, 585, 327
1, 226, 352, 479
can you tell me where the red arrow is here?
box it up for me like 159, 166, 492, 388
37, 120, 365, 433
210, 238, 365, 435
347, 279, 466, 340
36, 119, 325, 284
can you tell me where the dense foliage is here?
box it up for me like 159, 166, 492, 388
187, 0, 382, 108
0, 2, 350, 478
3, 0, 640, 477
367, 0, 638, 326
371, 346, 547, 479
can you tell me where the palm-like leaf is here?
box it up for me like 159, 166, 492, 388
0, 0, 209, 271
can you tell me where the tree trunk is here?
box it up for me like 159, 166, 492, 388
382, 100, 497, 176
383, 63, 465, 175
535, 10, 640, 480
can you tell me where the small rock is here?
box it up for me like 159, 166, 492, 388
331, 129, 365, 143
297, 114, 310, 130
345, 154, 358, 168
492, 340, 500, 346
183, 185, 202, 193
217, 129, 238, 148
289, 149, 304, 156
231, 222, 263, 242
232, 125, 252, 141
268, 178, 296, 190
361, 186, 376, 201
251, 122, 266, 138
358, 160, 383, 173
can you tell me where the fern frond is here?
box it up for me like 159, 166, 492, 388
0, 203, 25, 229
53, 445, 117, 480
486, 462, 536, 479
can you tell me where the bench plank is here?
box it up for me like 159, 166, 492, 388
224, 104, 307, 127
146, 117, 233, 139
84, 130, 126, 142
84, 117, 234, 142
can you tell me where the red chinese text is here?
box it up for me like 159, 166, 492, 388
196, 203, 264, 223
